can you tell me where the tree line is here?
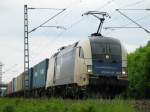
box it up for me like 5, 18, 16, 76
127, 41, 150, 99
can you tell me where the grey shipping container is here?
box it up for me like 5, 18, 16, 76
32, 59, 49, 89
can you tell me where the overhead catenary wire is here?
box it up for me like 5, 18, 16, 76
103, 0, 150, 35
103, 0, 150, 34
120, 0, 147, 8
28, 8, 66, 34
104, 14, 150, 30
41, 26, 67, 30
29, 0, 85, 35
118, 9, 150, 11
28, 7, 65, 10
116, 9, 150, 33
105, 14, 150, 36
105, 0, 148, 24
104, 27, 141, 29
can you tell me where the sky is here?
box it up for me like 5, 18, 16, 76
0, 0, 150, 83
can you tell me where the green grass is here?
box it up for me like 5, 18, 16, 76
0, 98, 134, 112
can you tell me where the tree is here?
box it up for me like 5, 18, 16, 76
128, 42, 150, 99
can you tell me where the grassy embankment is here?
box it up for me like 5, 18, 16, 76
0, 98, 134, 112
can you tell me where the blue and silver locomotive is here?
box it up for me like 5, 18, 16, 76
46, 35, 128, 97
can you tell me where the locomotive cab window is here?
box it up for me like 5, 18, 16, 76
107, 44, 121, 55
91, 43, 106, 55
79, 47, 84, 58
91, 43, 121, 55
91, 43, 106, 59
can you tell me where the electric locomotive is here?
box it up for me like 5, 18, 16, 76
45, 35, 128, 98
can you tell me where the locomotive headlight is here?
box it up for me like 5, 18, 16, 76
106, 55, 110, 59
87, 65, 92, 74
118, 67, 128, 80
122, 71, 126, 75
122, 67, 126, 75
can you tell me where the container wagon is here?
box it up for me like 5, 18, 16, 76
31, 59, 49, 97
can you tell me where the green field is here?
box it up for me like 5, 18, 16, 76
0, 98, 137, 112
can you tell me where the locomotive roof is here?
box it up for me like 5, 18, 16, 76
51, 36, 121, 58
89, 36, 121, 45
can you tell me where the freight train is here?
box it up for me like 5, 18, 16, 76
6, 35, 128, 98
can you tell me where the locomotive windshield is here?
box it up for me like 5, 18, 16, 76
91, 43, 121, 55
91, 42, 121, 61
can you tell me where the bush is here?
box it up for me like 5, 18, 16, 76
128, 42, 150, 99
